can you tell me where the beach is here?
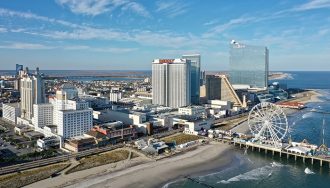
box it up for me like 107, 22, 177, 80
290, 89, 323, 103
26, 143, 234, 188
268, 72, 293, 80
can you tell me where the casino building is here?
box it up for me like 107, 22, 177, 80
152, 58, 191, 108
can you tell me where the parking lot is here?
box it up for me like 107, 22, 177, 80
0, 118, 37, 158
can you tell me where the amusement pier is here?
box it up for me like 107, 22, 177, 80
209, 102, 330, 167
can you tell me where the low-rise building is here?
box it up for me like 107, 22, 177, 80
64, 136, 95, 152
37, 136, 60, 149
178, 106, 206, 118
93, 109, 146, 125
90, 123, 137, 144
208, 100, 233, 110
172, 116, 214, 135
14, 124, 33, 135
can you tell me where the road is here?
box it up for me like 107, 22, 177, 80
0, 144, 124, 176
0, 129, 182, 176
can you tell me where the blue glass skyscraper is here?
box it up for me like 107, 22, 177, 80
182, 54, 201, 104
229, 41, 269, 89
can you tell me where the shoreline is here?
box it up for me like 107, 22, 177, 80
289, 89, 323, 104
26, 143, 234, 188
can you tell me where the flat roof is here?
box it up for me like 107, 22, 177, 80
3, 103, 20, 108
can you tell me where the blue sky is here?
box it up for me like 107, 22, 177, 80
0, 0, 330, 71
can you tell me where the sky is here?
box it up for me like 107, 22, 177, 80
0, 0, 330, 71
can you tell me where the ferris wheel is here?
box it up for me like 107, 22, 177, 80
248, 102, 288, 148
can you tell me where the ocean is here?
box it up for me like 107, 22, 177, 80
271, 71, 330, 89
166, 71, 330, 188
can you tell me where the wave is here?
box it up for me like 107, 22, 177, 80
218, 162, 284, 184
301, 112, 314, 119
271, 162, 283, 167
162, 179, 180, 188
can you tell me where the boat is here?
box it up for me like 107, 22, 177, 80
304, 167, 315, 174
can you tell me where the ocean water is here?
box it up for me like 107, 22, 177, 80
271, 71, 330, 89
167, 72, 330, 188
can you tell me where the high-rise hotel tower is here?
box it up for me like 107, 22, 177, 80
152, 59, 191, 108
20, 67, 45, 120
229, 40, 269, 89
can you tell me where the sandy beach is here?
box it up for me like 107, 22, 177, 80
269, 72, 293, 80
290, 89, 323, 103
26, 143, 233, 188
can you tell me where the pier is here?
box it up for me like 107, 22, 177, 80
210, 102, 330, 168
227, 139, 330, 167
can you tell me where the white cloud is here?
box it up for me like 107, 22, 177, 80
293, 0, 330, 11
121, 2, 151, 18
63, 45, 137, 53
0, 41, 137, 53
56, 0, 150, 17
0, 27, 7, 33
203, 19, 219, 26
0, 42, 54, 50
40, 27, 131, 41
92, 47, 137, 53
203, 16, 257, 38
0, 8, 81, 28
10, 28, 26, 33
63, 45, 90, 50
318, 28, 330, 36
155, 0, 189, 18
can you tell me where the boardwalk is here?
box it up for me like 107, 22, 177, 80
229, 140, 330, 167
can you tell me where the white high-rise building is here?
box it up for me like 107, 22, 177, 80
20, 67, 45, 120
49, 90, 93, 139
152, 59, 191, 108
57, 108, 93, 139
31, 86, 93, 139
32, 103, 53, 128
109, 91, 122, 103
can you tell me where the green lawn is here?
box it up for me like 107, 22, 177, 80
161, 133, 200, 145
